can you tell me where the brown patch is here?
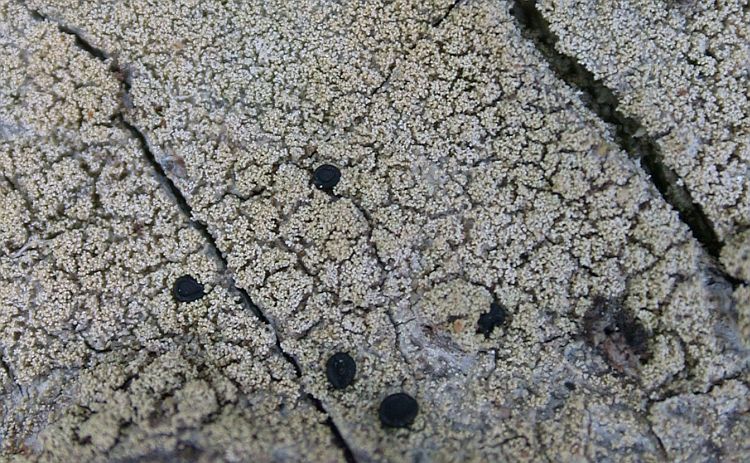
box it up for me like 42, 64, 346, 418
446, 314, 466, 334
163, 155, 187, 178
582, 296, 650, 375
304, 143, 318, 156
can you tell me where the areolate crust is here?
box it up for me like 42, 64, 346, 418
2, 0, 748, 461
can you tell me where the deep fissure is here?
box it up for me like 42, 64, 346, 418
432, 0, 462, 27
31, 10, 359, 462
510, 0, 728, 264
123, 117, 357, 462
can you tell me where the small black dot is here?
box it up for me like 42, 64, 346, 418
477, 301, 508, 339
564, 381, 576, 391
379, 393, 419, 428
326, 352, 356, 390
173, 275, 205, 302
313, 164, 341, 191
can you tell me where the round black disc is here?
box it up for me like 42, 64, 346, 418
313, 164, 341, 191
173, 275, 205, 302
326, 352, 356, 390
379, 393, 419, 428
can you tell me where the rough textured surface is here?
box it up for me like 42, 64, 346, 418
2, 0, 749, 461
0, 2, 339, 461
536, 0, 749, 272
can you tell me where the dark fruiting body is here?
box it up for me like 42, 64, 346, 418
477, 301, 507, 338
313, 164, 341, 191
379, 393, 419, 428
173, 275, 205, 302
326, 352, 356, 389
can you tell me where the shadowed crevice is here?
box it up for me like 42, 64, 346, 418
24, 7, 360, 461
510, 0, 729, 267
307, 394, 358, 463
128, 106, 358, 463
58, 24, 109, 62
120, 111, 359, 463
432, 0, 462, 27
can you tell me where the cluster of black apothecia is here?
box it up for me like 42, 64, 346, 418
324, 351, 419, 428
171, 164, 510, 429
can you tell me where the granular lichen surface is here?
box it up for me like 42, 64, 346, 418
1, 0, 748, 461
